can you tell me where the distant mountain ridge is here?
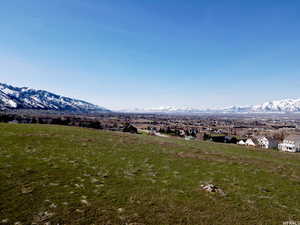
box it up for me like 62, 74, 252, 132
121, 99, 300, 114
218, 99, 300, 113
0, 83, 110, 113
2, 82, 299, 114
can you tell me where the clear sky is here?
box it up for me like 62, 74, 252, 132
1, 0, 300, 110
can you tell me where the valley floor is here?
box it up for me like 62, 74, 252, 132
0, 124, 300, 225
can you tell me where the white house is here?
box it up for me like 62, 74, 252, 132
179, 130, 186, 137
257, 136, 279, 149
237, 140, 246, 145
245, 138, 257, 147
278, 135, 300, 152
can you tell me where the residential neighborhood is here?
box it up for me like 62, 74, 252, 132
278, 135, 300, 152
2, 111, 300, 153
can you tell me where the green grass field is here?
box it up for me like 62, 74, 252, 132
0, 123, 300, 225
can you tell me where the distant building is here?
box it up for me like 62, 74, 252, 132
149, 129, 156, 136
278, 135, 300, 152
257, 136, 279, 149
245, 138, 257, 147
179, 130, 186, 137
237, 140, 246, 145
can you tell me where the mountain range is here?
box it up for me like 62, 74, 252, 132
120, 99, 300, 114
1, 82, 300, 114
0, 83, 110, 113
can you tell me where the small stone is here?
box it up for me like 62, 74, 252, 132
260, 187, 271, 193
49, 203, 57, 208
45, 212, 55, 218
75, 209, 84, 213
21, 186, 33, 194
201, 184, 225, 196
32, 211, 55, 223
117, 208, 124, 213
1, 219, 9, 224
80, 199, 90, 206
90, 178, 100, 184
103, 173, 109, 178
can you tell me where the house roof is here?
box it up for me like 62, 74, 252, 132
246, 138, 259, 145
257, 136, 278, 142
285, 135, 300, 142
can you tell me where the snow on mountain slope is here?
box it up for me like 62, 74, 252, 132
251, 99, 300, 112
119, 106, 205, 114
0, 83, 110, 113
223, 99, 300, 113
120, 99, 300, 114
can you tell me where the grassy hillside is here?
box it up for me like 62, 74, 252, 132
0, 124, 300, 225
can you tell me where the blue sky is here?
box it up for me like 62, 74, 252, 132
1, 0, 300, 110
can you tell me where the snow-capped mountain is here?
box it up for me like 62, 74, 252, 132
222, 99, 300, 113
0, 83, 110, 113
251, 99, 300, 112
121, 99, 300, 114
120, 106, 204, 114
